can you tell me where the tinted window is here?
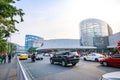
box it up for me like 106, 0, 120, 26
92, 54, 96, 56
112, 54, 120, 58
61, 52, 69, 55
56, 52, 69, 55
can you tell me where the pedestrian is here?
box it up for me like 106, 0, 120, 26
2, 53, 6, 64
31, 53, 36, 62
8, 53, 12, 63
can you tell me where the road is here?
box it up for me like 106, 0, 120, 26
20, 57, 120, 80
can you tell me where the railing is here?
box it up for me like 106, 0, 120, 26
17, 57, 32, 80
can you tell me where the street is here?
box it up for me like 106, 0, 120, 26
21, 57, 120, 80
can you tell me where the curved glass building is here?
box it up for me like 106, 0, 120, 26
80, 18, 113, 48
25, 34, 43, 50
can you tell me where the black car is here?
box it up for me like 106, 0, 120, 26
50, 52, 80, 66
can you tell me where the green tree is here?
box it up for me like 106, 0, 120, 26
113, 47, 118, 54
0, 39, 7, 53
28, 47, 37, 54
0, 30, 7, 53
0, 0, 24, 54
0, 0, 24, 38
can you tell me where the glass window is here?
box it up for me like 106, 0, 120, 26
112, 54, 120, 58
69, 52, 78, 55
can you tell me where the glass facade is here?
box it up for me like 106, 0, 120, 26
25, 35, 42, 50
80, 18, 113, 48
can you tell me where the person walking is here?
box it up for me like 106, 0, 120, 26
2, 54, 7, 64
8, 53, 12, 63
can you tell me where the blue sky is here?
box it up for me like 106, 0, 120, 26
11, 0, 120, 46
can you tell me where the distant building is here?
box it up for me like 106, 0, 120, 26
108, 32, 120, 48
33, 38, 44, 48
25, 34, 43, 51
80, 18, 113, 49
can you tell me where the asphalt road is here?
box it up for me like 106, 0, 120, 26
20, 57, 120, 80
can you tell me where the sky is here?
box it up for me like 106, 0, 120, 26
11, 0, 120, 46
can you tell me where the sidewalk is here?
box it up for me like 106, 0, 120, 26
0, 55, 17, 80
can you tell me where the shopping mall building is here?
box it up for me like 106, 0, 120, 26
33, 18, 120, 53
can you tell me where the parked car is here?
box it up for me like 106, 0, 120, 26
19, 54, 28, 60
36, 54, 43, 60
99, 54, 120, 67
50, 52, 80, 66
99, 71, 120, 80
83, 53, 105, 62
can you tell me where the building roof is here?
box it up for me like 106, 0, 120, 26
37, 39, 97, 50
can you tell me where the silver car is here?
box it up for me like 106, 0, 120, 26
99, 71, 120, 80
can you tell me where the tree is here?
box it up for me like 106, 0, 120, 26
0, 0, 24, 54
7, 42, 17, 53
0, 30, 7, 53
0, 0, 24, 38
0, 39, 7, 53
28, 47, 37, 54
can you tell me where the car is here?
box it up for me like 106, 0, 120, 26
99, 54, 120, 67
99, 71, 120, 80
36, 54, 43, 60
19, 54, 28, 60
28, 54, 32, 58
83, 53, 105, 62
17, 53, 21, 56
50, 51, 80, 66
43, 53, 50, 56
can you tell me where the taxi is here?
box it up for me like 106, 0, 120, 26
19, 54, 28, 60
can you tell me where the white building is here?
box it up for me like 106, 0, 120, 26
37, 39, 96, 50
33, 38, 44, 48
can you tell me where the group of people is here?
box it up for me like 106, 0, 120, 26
0, 53, 12, 64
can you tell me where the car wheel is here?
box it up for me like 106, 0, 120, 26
41, 58, 43, 60
50, 59, 54, 64
103, 61, 108, 66
95, 58, 99, 62
61, 60, 67, 66
84, 58, 86, 61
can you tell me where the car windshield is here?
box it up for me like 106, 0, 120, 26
69, 52, 78, 55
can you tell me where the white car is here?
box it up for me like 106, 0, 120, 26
83, 53, 105, 61
99, 71, 120, 80
36, 54, 43, 60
